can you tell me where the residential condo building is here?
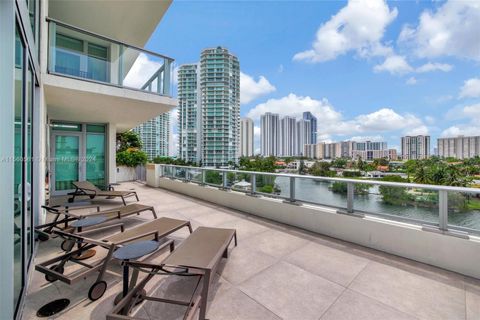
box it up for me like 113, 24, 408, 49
352, 141, 389, 160
279, 116, 297, 156
178, 64, 201, 163
296, 119, 312, 156
401, 135, 430, 160
200, 47, 240, 166
304, 143, 325, 159
177, 48, 240, 166
0, 0, 175, 317
303, 111, 317, 144
240, 117, 254, 157
260, 112, 280, 156
389, 148, 398, 161
133, 113, 170, 160
437, 136, 480, 159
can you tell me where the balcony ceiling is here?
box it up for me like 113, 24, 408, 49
48, 0, 171, 47
44, 74, 176, 132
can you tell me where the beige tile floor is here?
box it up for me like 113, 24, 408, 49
23, 181, 480, 320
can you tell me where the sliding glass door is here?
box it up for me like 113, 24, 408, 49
51, 123, 106, 194
52, 133, 81, 191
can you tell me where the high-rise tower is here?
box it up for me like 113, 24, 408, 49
133, 113, 170, 160
178, 47, 240, 167
178, 64, 201, 163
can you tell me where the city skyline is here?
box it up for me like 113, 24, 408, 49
144, 0, 479, 155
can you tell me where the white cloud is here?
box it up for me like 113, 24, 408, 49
404, 125, 429, 136
374, 55, 413, 75
123, 53, 163, 89
398, 1, 480, 61
277, 64, 284, 73
424, 115, 435, 125
247, 94, 426, 138
441, 125, 480, 137
240, 72, 276, 105
247, 94, 343, 135
354, 108, 423, 133
406, 77, 417, 85
459, 78, 480, 99
441, 103, 480, 137
254, 126, 261, 137
374, 58, 453, 76
293, 0, 397, 63
416, 62, 453, 73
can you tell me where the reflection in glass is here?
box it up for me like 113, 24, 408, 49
86, 132, 105, 188
14, 25, 24, 309
54, 135, 80, 191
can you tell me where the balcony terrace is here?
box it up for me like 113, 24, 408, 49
44, 18, 175, 131
25, 181, 479, 320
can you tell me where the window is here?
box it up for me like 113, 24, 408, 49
55, 33, 109, 82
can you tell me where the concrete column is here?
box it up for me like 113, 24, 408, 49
108, 123, 117, 183
0, 0, 16, 317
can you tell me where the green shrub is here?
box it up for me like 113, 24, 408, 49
259, 184, 274, 193
330, 182, 369, 195
116, 149, 147, 167
342, 171, 362, 178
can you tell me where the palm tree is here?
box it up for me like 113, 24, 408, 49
413, 164, 430, 184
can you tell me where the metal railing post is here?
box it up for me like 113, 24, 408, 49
222, 171, 228, 190
184, 168, 190, 182
347, 183, 354, 213
250, 173, 256, 196
159, 165, 164, 177
439, 190, 448, 231
289, 176, 296, 203
201, 169, 206, 185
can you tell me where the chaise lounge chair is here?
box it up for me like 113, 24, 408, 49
108, 226, 237, 320
35, 217, 193, 301
36, 204, 158, 242
68, 181, 139, 205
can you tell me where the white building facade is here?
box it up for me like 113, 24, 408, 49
178, 64, 201, 163
240, 117, 254, 157
401, 135, 430, 160
260, 112, 280, 156
352, 141, 389, 160
133, 113, 170, 160
437, 136, 480, 159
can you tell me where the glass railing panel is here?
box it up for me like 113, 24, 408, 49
48, 20, 173, 96
203, 169, 224, 187
121, 46, 172, 96
357, 184, 439, 225
188, 168, 203, 183
447, 191, 480, 233
231, 172, 254, 193
163, 166, 174, 178
293, 178, 349, 210
255, 173, 283, 197
173, 167, 187, 180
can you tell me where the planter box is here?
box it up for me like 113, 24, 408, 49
116, 166, 136, 182
146, 163, 162, 187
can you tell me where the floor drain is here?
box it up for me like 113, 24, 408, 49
36, 299, 70, 317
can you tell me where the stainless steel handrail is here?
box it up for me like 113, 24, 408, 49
159, 164, 480, 194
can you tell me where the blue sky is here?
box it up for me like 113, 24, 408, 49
146, 0, 480, 154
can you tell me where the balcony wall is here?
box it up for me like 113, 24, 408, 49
154, 176, 480, 280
